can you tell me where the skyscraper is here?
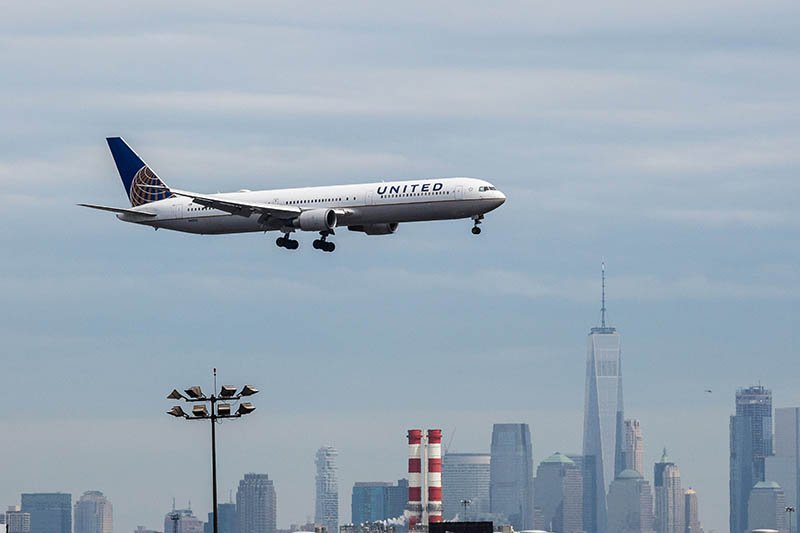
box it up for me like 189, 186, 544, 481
533, 453, 583, 533
624, 420, 644, 475
315, 447, 339, 533
606, 470, 655, 533
489, 423, 534, 530
730, 385, 773, 533
765, 407, 800, 512
351, 480, 408, 525
6, 507, 30, 533
683, 489, 703, 533
582, 264, 624, 533
164, 509, 203, 533
237, 473, 277, 533
747, 482, 787, 533
442, 453, 491, 520
204, 504, 237, 533
21, 494, 71, 533
654, 450, 684, 533
74, 491, 113, 533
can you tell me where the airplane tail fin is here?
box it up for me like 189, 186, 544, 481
106, 137, 172, 207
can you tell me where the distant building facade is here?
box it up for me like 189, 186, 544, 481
683, 490, 702, 533
765, 407, 800, 513
237, 473, 277, 533
730, 385, 773, 533
533, 452, 583, 533
163, 510, 203, 533
315, 447, 339, 533
204, 504, 236, 533
747, 481, 787, 533
6, 507, 30, 533
489, 423, 534, 530
654, 450, 683, 533
582, 268, 624, 533
624, 420, 644, 475
74, 491, 113, 533
21, 494, 72, 533
442, 453, 491, 520
351, 481, 408, 525
606, 470, 655, 533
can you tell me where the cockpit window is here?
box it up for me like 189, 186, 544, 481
479, 186, 497, 192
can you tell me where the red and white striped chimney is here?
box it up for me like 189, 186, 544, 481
407, 429, 423, 529
426, 429, 443, 524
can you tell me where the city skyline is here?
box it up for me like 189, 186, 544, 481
2, 3, 798, 533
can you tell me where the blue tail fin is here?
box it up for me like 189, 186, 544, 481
106, 137, 171, 207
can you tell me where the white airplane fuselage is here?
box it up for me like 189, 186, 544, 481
118, 177, 506, 235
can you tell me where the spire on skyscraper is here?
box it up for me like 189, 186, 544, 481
592, 263, 616, 334
601, 262, 607, 328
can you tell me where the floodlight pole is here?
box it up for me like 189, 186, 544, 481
166, 369, 258, 533
211, 373, 219, 533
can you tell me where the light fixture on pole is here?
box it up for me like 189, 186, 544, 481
167, 369, 258, 533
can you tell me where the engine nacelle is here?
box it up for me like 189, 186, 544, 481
294, 209, 337, 231
347, 223, 399, 235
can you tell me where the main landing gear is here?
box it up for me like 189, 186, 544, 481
276, 233, 299, 250
471, 214, 484, 235
312, 230, 336, 253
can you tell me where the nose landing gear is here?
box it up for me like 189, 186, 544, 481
471, 214, 484, 235
312, 230, 336, 252
276, 233, 299, 250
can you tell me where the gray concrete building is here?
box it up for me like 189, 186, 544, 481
237, 473, 277, 533
606, 470, 655, 533
624, 420, 644, 475
315, 447, 339, 533
6, 507, 30, 533
163, 509, 203, 533
533, 452, 583, 533
683, 490, 702, 533
765, 407, 800, 514
747, 481, 787, 533
442, 453, 491, 520
74, 491, 113, 533
654, 450, 683, 533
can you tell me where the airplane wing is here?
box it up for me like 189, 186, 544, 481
168, 188, 301, 219
78, 203, 157, 217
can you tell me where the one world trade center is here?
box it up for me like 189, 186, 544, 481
582, 264, 624, 533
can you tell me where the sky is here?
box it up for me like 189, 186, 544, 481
1, 2, 799, 533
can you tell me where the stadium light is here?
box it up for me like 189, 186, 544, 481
166, 369, 257, 533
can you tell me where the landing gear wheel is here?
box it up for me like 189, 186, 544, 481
277, 234, 299, 249
471, 214, 484, 235
314, 231, 335, 252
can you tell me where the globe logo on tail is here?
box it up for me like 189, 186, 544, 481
130, 166, 171, 206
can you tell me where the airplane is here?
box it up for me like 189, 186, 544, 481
80, 137, 507, 252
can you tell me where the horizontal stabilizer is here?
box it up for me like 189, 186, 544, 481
78, 203, 157, 217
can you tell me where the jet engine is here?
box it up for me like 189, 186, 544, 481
347, 223, 399, 235
293, 209, 337, 231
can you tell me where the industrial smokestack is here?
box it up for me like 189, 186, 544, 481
407, 429, 423, 529
426, 429, 443, 524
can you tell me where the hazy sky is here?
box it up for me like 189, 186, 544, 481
1, 2, 798, 533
